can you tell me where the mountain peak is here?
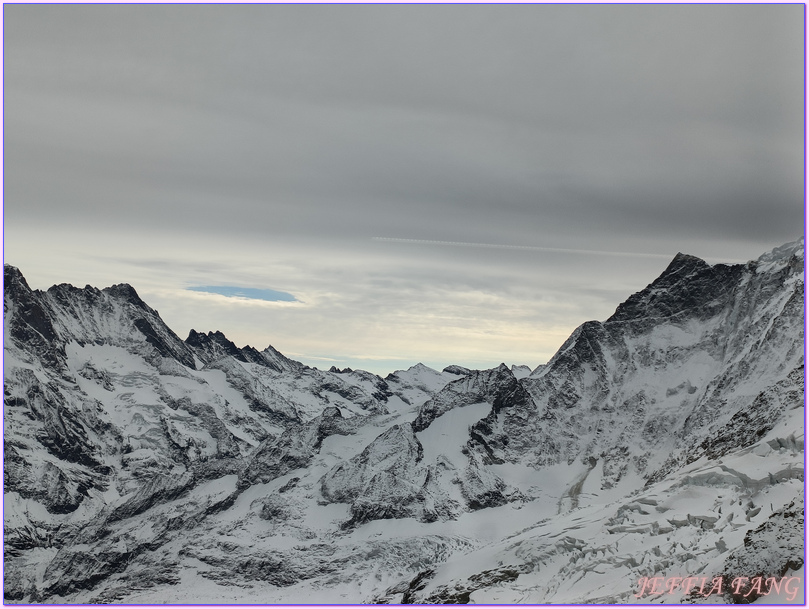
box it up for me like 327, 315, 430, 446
443, 364, 471, 375
3, 264, 32, 296
758, 237, 804, 259
185, 328, 273, 369
607, 249, 743, 324
102, 283, 147, 308
664, 251, 711, 275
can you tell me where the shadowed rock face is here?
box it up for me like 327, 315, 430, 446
4, 265, 62, 369
4, 265, 197, 370
317, 417, 513, 523
320, 423, 424, 507
3, 239, 804, 604
186, 329, 296, 372
240, 406, 362, 488
413, 363, 532, 433
607, 252, 746, 325
719, 496, 805, 603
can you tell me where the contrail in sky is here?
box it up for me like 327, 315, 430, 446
372, 237, 674, 259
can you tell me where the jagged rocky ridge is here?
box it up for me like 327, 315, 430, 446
3, 238, 804, 603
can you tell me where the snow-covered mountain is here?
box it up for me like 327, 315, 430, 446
3, 239, 804, 603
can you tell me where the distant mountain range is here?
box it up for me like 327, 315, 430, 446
3, 238, 804, 603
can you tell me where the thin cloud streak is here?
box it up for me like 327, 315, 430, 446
187, 285, 298, 303
373, 237, 673, 259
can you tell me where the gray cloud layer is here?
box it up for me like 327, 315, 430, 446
4, 4, 804, 373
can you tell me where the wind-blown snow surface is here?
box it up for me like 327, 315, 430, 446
3, 239, 804, 604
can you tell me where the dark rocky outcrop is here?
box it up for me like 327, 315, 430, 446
414, 363, 532, 433
186, 329, 298, 372
240, 407, 360, 488
720, 496, 805, 603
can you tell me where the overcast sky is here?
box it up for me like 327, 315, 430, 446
3, 4, 804, 374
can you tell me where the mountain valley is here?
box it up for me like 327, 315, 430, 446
3, 239, 804, 604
